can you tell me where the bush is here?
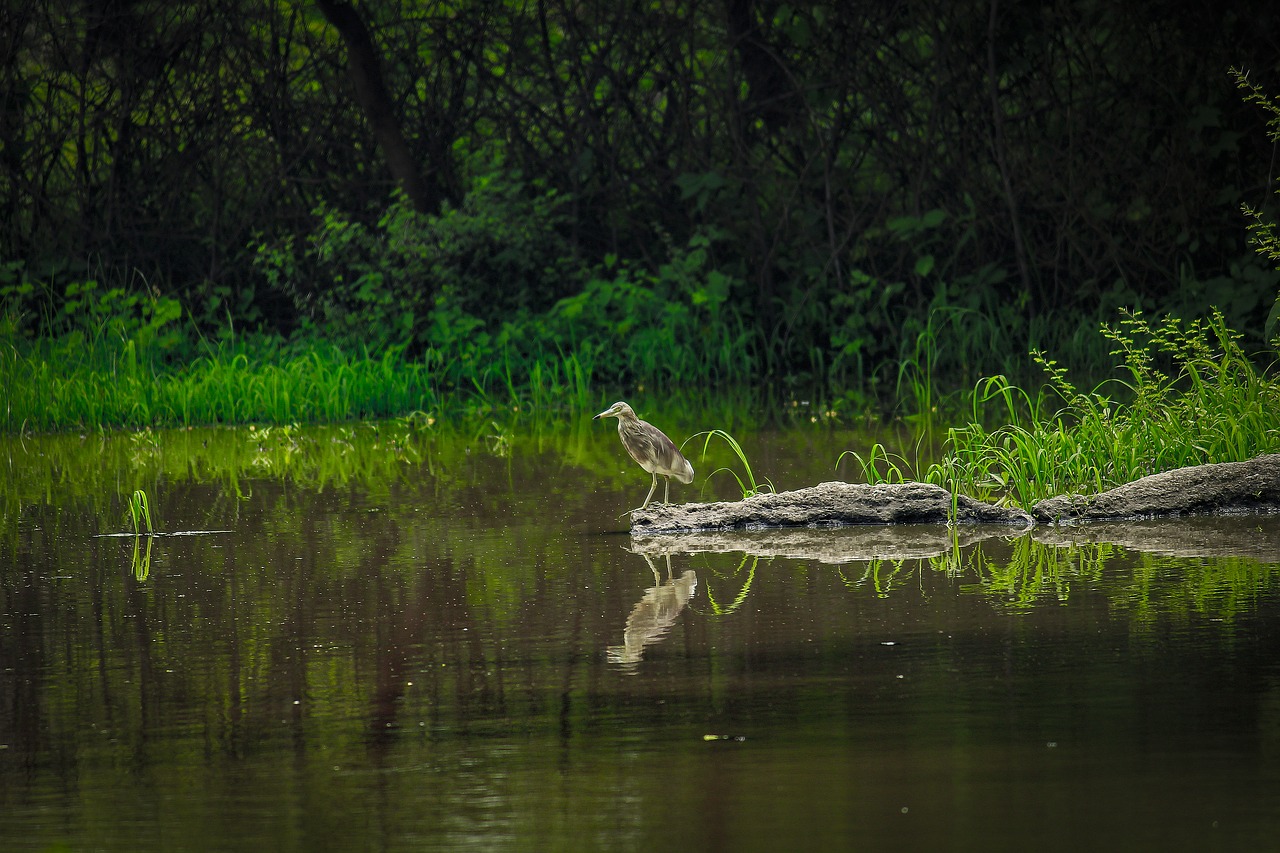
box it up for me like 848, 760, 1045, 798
254, 171, 585, 356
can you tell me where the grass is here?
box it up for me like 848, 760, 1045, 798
924, 309, 1280, 508
5, 269, 1278, 510
837, 442, 913, 485
126, 488, 154, 535
689, 429, 774, 499
1, 263, 1152, 436
0, 331, 607, 432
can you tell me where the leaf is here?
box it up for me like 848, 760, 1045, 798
921, 208, 947, 228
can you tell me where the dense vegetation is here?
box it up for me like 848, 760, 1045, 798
2, 0, 1280, 430
932, 309, 1280, 506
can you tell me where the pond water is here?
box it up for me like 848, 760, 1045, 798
3, 417, 1280, 851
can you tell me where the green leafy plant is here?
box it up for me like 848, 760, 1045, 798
690, 429, 773, 499
928, 309, 1280, 508
254, 172, 583, 357
547, 231, 754, 392
126, 488, 154, 535
837, 443, 911, 485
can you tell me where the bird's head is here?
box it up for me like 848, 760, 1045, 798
593, 401, 635, 421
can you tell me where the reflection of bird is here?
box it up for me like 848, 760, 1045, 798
594, 401, 695, 509
607, 555, 698, 672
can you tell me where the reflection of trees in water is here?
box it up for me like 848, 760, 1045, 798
607, 555, 697, 674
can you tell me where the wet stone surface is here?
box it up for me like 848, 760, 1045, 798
630, 481, 1034, 534
632, 454, 1280, 535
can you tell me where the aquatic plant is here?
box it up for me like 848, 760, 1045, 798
689, 429, 773, 499
123, 488, 156, 580
927, 309, 1280, 507
836, 442, 911, 485
130, 534, 153, 582
484, 421, 513, 457
126, 488, 154, 535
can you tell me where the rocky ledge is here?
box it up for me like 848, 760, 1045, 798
1031, 453, 1280, 523
630, 453, 1280, 535
631, 480, 1032, 534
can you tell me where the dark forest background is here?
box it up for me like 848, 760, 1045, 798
3, 0, 1280, 400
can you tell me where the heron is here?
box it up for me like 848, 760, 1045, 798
594, 401, 695, 509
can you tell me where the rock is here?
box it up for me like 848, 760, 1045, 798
627, 455, 1280, 536
630, 480, 1033, 535
1032, 454, 1280, 523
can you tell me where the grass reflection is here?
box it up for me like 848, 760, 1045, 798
681, 532, 1278, 628
701, 553, 760, 616
960, 538, 1111, 610
838, 558, 920, 598
4, 421, 1278, 637
1112, 552, 1280, 630
129, 534, 153, 581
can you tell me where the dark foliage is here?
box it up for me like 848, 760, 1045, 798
2, 0, 1279, 393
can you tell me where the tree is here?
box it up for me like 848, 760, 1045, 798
313, 0, 440, 214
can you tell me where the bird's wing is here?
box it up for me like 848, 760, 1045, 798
643, 425, 694, 482
624, 427, 664, 469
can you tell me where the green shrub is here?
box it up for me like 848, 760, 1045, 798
928, 309, 1280, 507
546, 231, 754, 390
253, 171, 585, 356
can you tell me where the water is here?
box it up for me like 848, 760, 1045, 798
3, 420, 1280, 851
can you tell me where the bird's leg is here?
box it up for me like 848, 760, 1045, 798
663, 476, 670, 505
641, 473, 658, 509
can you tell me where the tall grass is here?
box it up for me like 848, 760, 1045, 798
1, 324, 618, 432
927, 309, 1280, 508
0, 336, 449, 431
689, 429, 774, 499
837, 443, 913, 485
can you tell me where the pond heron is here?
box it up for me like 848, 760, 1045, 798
594, 401, 695, 509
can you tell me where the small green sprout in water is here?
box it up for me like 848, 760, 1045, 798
400, 410, 437, 430
126, 489, 154, 535
484, 421, 512, 457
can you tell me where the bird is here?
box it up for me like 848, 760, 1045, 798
593, 401, 695, 509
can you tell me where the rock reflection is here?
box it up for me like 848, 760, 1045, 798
1031, 515, 1280, 560
625, 516, 1280, 615
607, 554, 697, 673
629, 525, 1005, 563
